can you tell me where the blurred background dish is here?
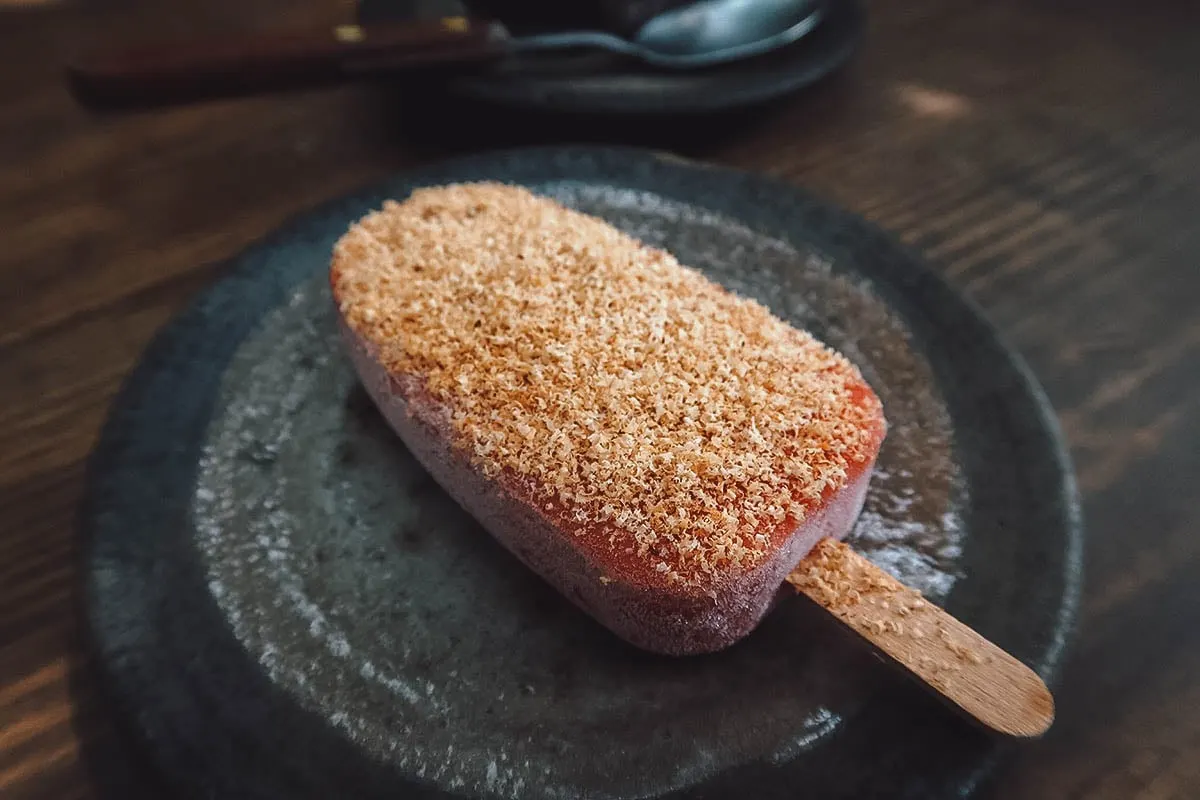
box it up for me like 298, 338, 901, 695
362, 0, 863, 114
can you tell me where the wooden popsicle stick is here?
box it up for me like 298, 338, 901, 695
787, 538, 1055, 738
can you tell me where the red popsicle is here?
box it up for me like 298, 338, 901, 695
332, 183, 886, 655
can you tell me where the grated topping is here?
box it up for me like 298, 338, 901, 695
332, 183, 884, 585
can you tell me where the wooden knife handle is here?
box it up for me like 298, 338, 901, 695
67, 17, 508, 108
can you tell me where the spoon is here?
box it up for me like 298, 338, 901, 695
67, 0, 823, 108
515, 0, 823, 68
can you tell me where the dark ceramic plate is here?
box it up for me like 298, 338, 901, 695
358, 0, 864, 115
82, 147, 1082, 800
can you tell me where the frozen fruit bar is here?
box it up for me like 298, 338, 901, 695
331, 183, 886, 655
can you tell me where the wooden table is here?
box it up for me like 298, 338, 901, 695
3, 1, 1198, 797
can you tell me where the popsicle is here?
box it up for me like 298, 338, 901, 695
331, 182, 886, 655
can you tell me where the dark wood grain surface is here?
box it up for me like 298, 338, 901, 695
2, 1, 1198, 797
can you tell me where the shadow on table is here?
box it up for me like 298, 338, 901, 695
68, 613, 172, 798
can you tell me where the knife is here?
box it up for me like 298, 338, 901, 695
67, 16, 509, 108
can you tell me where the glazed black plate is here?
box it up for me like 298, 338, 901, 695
358, 0, 864, 115
82, 146, 1082, 800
